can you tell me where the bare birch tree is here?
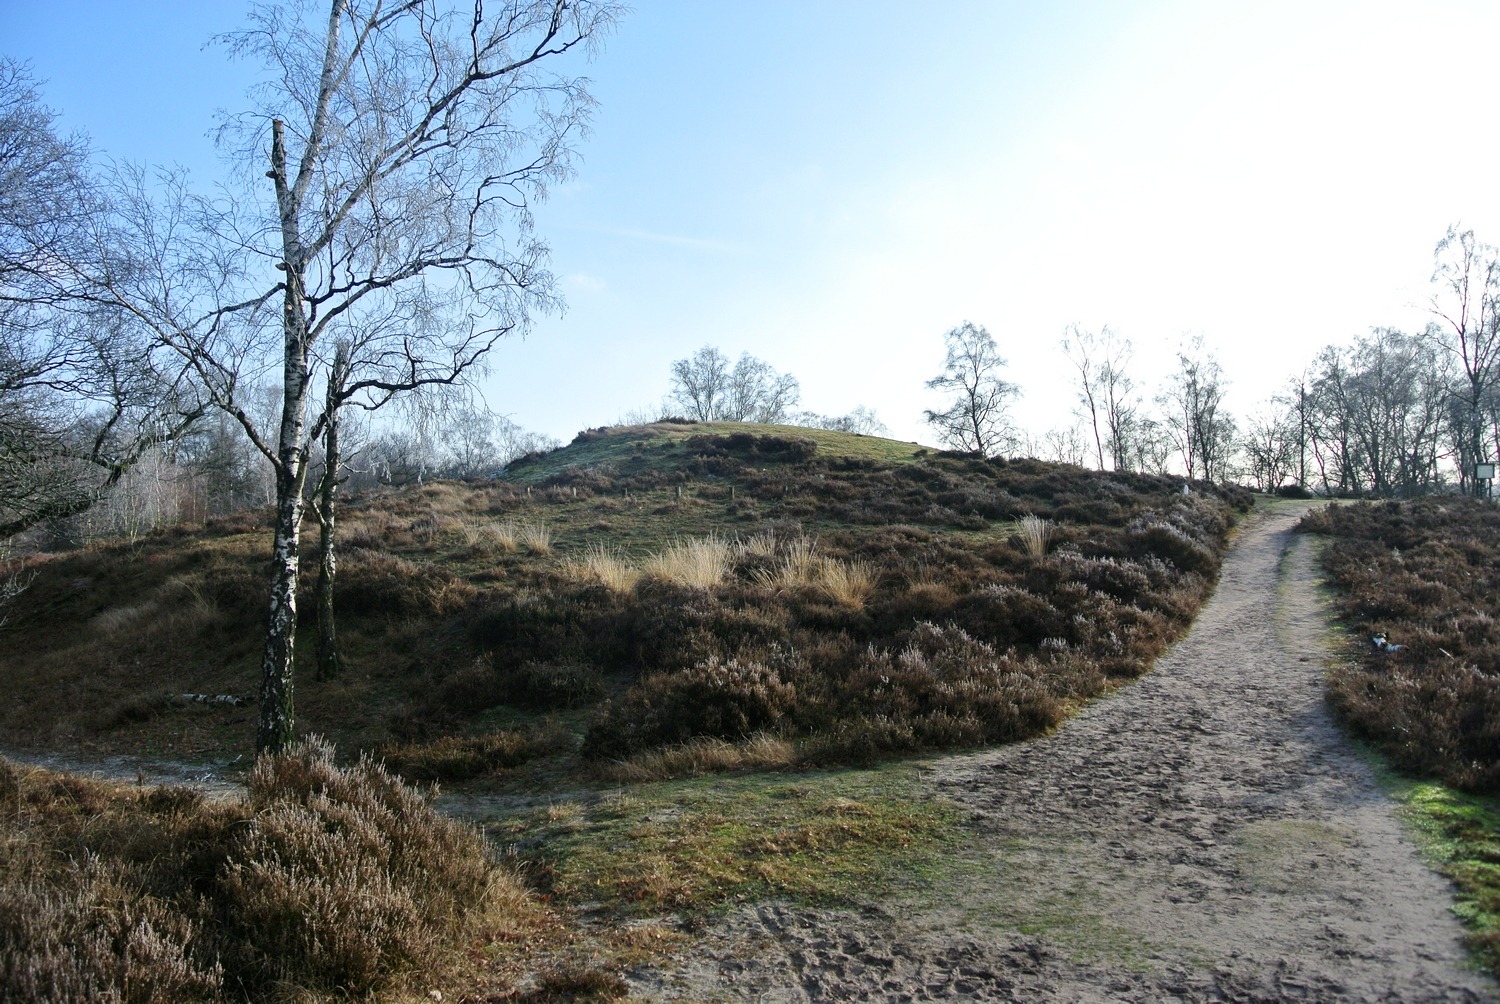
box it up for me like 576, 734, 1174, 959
0, 61, 205, 541
95, 0, 617, 752
1061, 324, 1138, 470
668, 345, 800, 423
924, 321, 1019, 457
1160, 336, 1233, 482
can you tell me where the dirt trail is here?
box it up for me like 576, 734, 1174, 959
633, 506, 1498, 1002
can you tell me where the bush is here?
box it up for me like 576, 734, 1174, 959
218, 738, 510, 994
500, 660, 607, 710
1308, 497, 1500, 793
584, 656, 798, 759
0, 741, 526, 1001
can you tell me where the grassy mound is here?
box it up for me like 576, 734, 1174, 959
0, 422, 1249, 777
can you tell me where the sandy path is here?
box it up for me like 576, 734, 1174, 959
633, 506, 1497, 1002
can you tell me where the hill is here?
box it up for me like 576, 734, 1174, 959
0, 421, 1250, 779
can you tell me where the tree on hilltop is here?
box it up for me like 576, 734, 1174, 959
668, 345, 800, 423
923, 321, 1018, 457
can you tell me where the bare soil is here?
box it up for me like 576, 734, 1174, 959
630, 506, 1498, 1002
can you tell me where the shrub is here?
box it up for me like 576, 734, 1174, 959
500, 659, 607, 710
0, 741, 527, 1002
584, 656, 798, 759
219, 738, 514, 994
1308, 497, 1500, 793
335, 551, 478, 618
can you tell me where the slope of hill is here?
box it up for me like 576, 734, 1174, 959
0, 421, 1250, 778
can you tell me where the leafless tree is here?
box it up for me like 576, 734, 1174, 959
1236, 405, 1299, 491
796, 405, 888, 436
1160, 336, 1234, 482
94, 0, 618, 752
0, 62, 205, 541
1295, 329, 1450, 496
1060, 324, 1138, 470
923, 321, 1019, 457
668, 345, 800, 423
1428, 226, 1500, 494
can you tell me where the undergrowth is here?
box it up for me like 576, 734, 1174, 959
1386, 778, 1500, 979
491, 766, 963, 917
0, 423, 1248, 774
1302, 497, 1500, 977
1301, 498, 1500, 792
0, 739, 531, 1002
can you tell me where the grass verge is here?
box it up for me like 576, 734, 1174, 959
1384, 775, 1500, 978
489, 764, 963, 919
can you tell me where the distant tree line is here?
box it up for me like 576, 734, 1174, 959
930, 227, 1500, 498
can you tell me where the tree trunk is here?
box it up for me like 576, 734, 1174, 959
258, 117, 311, 754
315, 342, 349, 681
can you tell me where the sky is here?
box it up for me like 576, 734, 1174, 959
5, 0, 1500, 450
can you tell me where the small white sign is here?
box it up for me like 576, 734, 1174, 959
1476, 463, 1496, 480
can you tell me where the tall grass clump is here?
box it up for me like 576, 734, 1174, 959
752, 536, 877, 607
567, 543, 640, 592
1018, 513, 1054, 557
513, 520, 553, 554
644, 534, 734, 589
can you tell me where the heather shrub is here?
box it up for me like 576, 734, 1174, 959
0, 742, 525, 1002
626, 582, 793, 674
0, 852, 223, 1002
1125, 512, 1218, 574
500, 659, 607, 710
947, 584, 1064, 649
584, 656, 799, 759
1307, 497, 1500, 793
219, 737, 511, 995
335, 550, 477, 618
834, 622, 1065, 748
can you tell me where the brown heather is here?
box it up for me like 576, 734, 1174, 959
0, 739, 527, 1002
0, 424, 1247, 774
1302, 498, 1500, 792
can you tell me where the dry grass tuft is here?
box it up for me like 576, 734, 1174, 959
752, 536, 876, 607
1019, 513, 1055, 557
458, 521, 520, 557
600, 733, 797, 783
736, 531, 779, 559
514, 520, 553, 555
643, 535, 734, 589
818, 557, 878, 607
566, 544, 641, 592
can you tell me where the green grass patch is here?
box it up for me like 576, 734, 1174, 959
1386, 777, 1500, 977
491, 765, 963, 917
504, 421, 927, 484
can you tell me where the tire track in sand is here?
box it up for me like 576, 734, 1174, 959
632, 505, 1497, 1002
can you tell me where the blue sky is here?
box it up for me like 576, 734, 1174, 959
6, 1, 1500, 447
